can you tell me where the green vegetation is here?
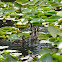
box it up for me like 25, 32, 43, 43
0, 0, 62, 62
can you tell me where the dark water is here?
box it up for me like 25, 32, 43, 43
0, 20, 14, 28
0, 40, 52, 56
0, 20, 52, 56
0, 22, 51, 56
1, 0, 16, 2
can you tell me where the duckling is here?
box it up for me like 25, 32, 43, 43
36, 26, 39, 35
33, 30, 38, 40
13, 35, 25, 44
30, 23, 33, 31
32, 26, 39, 35
30, 26, 36, 35
30, 27, 38, 41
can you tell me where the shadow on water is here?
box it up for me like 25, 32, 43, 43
0, 20, 14, 28
0, 40, 52, 56
1, 0, 16, 2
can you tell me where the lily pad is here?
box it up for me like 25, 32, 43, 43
39, 48, 53, 55
48, 25, 61, 38
2, 53, 19, 62
39, 53, 52, 62
8, 34, 20, 40
57, 11, 62, 17
17, 33, 30, 38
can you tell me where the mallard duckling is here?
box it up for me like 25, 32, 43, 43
33, 30, 38, 40
30, 23, 33, 31
33, 26, 39, 35
13, 35, 25, 44
30, 23, 37, 31
30, 29, 38, 41
30, 23, 39, 32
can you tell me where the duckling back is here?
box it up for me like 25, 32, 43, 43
13, 35, 26, 44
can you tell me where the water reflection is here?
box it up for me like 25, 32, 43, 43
0, 40, 52, 56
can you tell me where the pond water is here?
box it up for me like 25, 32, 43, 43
0, 20, 14, 28
0, 21, 53, 56
0, 39, 53, 56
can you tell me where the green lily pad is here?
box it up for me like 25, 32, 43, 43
48, 25, 61, 38
45, 19, 58, 22
39, 53, 52, 62
2, 53, 19, 62
49, 15, 60, 19
30, 18, 44, 25
0, 55, 5, 62
17, 33, 30, 38
57, 11, 62, 17
1, 27, 15, 32
37, 34, 48, 40
10, 14, 20, 18
39, 48, 53, 55
8, 34, 20, 40
51, 54, 62, 62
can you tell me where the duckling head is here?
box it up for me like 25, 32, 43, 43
22, 35, 25, 41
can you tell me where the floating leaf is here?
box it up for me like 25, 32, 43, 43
52, 54, 62, 62
45, 19, 58, 22
0, 55, 5, 62
39, 48, 53, 55
57, 11, 62, 17
17, 33, 30, 38
37, 34, 48, 40
2, 53, 19, 62
39, 53, 52, 62
22, 9, 32, 13
30, 18, 44, 25
48, 25, 61, 38
8, 34, 20, 40
49, 15, 60, 19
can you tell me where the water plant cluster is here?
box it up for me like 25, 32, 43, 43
0, 0, 62, 62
